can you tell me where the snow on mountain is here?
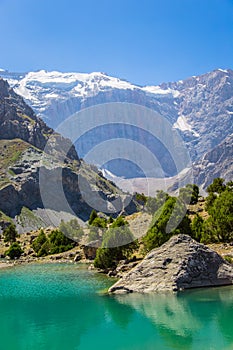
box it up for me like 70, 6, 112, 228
142, 85, 180, 97
0, 69, 179, 120
173, 115, 200, 137
0, 67, 233, 187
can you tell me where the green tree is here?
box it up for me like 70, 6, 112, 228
146, 196, 159, 214
32, 228, 75, 257
59, 219, 84, 242
91, 217, 107, 228
146, 190, 169, 214
94, 248, 114, 269
3, 224, 18, 243
179, 184, 199, 205
32, 229, 47, 253
203, 190, 233, 242
226, 181, 233, 192
48, 229, 74, 254
191, 214, 204, 242
94, 216, 137, 269
135, 192, 147, 207
143, 196, 191, 251
207, 177, 226, 194
5, 242, 23, 259
88, 226, 100, 242
88, 210, 98, 225
37, 240, 51, 257
87, 215, 107, 242
205, 192, 217, 212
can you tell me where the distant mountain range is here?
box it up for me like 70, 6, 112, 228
1, 68, 232, 191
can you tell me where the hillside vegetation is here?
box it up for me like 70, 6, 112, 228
0, 178, 232, 270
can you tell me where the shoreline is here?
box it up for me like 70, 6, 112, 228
0, 256, 93, 270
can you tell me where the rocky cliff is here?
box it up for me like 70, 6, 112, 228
109, 234, 233, 293
0, 79, 135, 229
170, 133, 233, 192
1, 68, 233, 187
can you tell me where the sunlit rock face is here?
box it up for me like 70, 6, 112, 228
1, 68, 233, 185
109, 234, 233, 294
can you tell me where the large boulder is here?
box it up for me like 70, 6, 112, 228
109, 234, 233, 294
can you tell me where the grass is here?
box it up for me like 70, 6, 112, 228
17, 207, 45, 229
8, 169, 16, 176
0, 210, 13, 224
224, 255, 233, 264
0, 139, 29, 170
0, 178, 10, 190
20, 114, 36, 125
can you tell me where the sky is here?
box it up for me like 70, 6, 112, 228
0, 0, 233, 85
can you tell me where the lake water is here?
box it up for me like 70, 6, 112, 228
0, 263, 233, 350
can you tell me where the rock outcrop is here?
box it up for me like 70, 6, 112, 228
0, 79, 136, 227
170, 133, 233, 193
109, 234, 233, 294
0, 78, 78, 161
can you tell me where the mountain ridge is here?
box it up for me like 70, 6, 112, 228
1, 68, 232, 189
0, 78, 136, 231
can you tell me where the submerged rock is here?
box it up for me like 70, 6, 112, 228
109, 234, 233, 294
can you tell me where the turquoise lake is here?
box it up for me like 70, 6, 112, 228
0, 263, 233, 350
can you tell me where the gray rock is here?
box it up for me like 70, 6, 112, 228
74, 253, 82, 262
171, 133, 233, 192
0, 79, 137, 223
83, 240, 101, 260
109, 234, 233, 294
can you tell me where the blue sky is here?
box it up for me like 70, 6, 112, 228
0, 0, 233, 85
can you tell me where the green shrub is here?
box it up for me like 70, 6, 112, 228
205, 192, 217, 211
37, 240, 51, 257
3, 224, 19, 243
94, 248, 115, 269
135, 192, 147, 205
207, 177, 226, 194
88, 227, 100, 242
32, 229, 47, 253
143, 196, 191, 251
179, 184, 199, 205
146, 190, 168, 215
203, 190, 233, 242
5, 242, 23, 259
48, 229, 74, 253
32, 228, 75, 257
94, 216, 138, 269
224, 255, 233, 264
191, 214, 204, 242
59, 219, 84, 242
91, 217, 107, 228
88, 210, 98, 225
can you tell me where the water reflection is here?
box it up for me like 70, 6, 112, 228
111, 286, 233, 350
1, 264, 233, 350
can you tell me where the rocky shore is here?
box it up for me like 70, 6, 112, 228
109, 234, 233, 294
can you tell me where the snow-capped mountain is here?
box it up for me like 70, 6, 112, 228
1, 68, 233, 187
0, 69, 180, 124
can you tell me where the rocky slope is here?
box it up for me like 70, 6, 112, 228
1, 68, 233, 187
170, 133, 233, 191
192, 133, 233, 189
0, 79, 77, 160
109, 234, 233, 293
0, 79, 135, 230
